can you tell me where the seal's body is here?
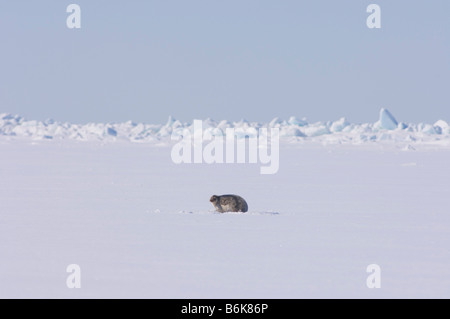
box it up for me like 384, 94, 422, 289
210, 194, 248, 213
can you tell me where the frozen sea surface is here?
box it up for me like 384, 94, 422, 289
1, 139, 449, 298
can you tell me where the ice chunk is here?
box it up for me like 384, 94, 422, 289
106, 127, 117, 136
378, 108, 398, 130
165, 115, 182, 128
287, 116, 308, 127
330, 117, 349, 132
202, 118, 217, 129
269, 117, 283, 127
419, 123, 437, 134
280, 127, 306, 137
434, 126, 442, 135
1, 113, 15, 120
434, 120, 448, 134
303, 124, 330, 137
434, 120, 448, 129
397, 122, 408, 130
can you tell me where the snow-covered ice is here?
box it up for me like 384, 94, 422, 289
1, 109, 450, 298
2, 109, 450, 147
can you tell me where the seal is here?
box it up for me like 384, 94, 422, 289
210, 194, 248, 213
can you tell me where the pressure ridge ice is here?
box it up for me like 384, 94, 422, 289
1, 109, 449, 145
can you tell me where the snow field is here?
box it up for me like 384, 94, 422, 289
1, 140, 449, 298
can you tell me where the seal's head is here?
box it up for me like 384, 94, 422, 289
210, 195, 219, 203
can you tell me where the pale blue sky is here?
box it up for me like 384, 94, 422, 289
0, 1, 449, 124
